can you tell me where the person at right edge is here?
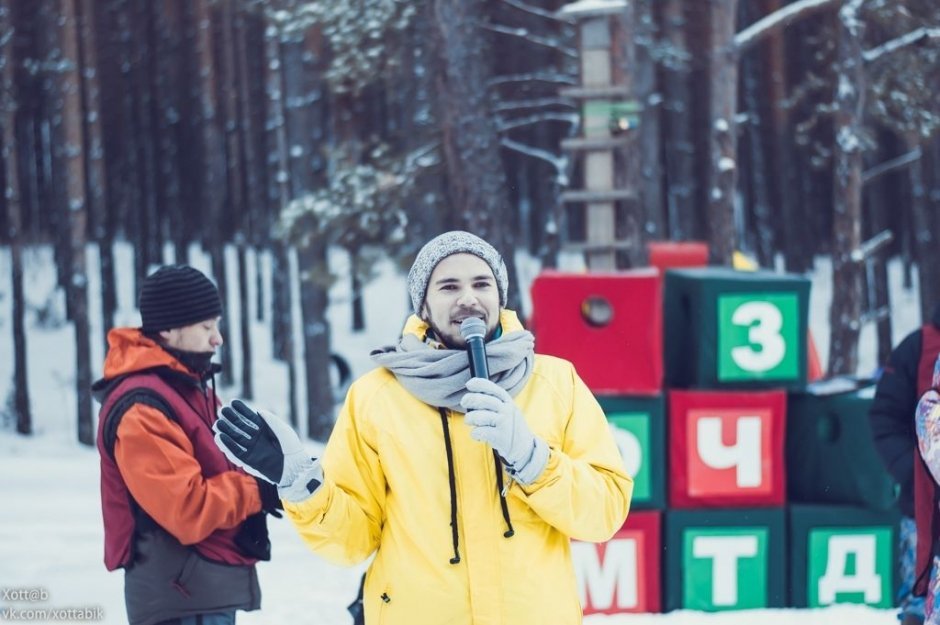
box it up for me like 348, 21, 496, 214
870, 302, 940, 625
915, 354, 940, 624
214, 230, 633, 624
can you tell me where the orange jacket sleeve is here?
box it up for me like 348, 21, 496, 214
114, 404, 262, 545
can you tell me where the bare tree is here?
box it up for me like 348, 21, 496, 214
431, 0, 520, 307
825, 0, 866, 375
59, 0, 93, 444
1, 0, 32, 434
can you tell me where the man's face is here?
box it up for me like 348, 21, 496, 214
421, 253, 501, 348
160, 317, 224, 353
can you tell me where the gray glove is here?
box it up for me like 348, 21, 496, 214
214, 400, 323, 503
461, 378, 549, 485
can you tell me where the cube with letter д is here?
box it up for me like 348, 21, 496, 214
530, 270, 662, 395
663, 268, 810, 390
572, 511, 662, 614
665, 509, 787, 611
669, 389, 787, 508
788, 504, 898, 608
598, 395, 666, 510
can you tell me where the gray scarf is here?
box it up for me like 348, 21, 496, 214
370, 330, 535, 413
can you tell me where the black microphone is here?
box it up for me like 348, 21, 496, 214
460, 318, 489, 379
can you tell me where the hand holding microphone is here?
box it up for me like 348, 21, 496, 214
460, 318, 548, 485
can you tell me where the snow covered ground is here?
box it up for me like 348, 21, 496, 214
0, 243, 915, 624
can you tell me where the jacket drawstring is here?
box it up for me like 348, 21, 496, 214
205, 370, 217, 422
493, 451, 515, 538
438, 409, 516, 565
438, 409, 461, 564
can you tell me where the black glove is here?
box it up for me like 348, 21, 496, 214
234, 513, 272, 561
257, 478, 283, 518
214, 399, 313, 486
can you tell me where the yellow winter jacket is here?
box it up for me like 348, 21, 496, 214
284, 310, 633, 625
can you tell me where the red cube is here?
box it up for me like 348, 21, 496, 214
647, 240, 709, 272
530, 270, 662, 395
572, 511, 662, 614
669, 389, 787, 508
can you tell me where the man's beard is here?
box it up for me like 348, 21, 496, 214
163, 344, 216, 375
426, 316, 496, 349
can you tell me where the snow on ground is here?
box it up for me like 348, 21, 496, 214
0, 243, 917, 624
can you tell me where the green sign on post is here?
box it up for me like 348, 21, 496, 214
607, 413, 650, 501
807, 528, 892, 608
717, 293, 800, 382
682, 528, 769, 611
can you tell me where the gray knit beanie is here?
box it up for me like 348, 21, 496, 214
407, 231, 508, 313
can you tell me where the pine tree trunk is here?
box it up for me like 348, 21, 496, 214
827, 2, 865, 376
265, 16, 290, 353
350, 250, 365, 332
739, 1, 773, 265
298, 244, 333, 441
914, 135, 940, 323
707, 0, 738, 266
658, 0, 696, 239
194, 0, 233, 383
272, 242, 298, 426
431, 0, 519, 308
131, 1, 159, 271
1, 0, 32, 434
760, 0, 790, 268
685, 0, 712, 241
210, 242, 233, 384
611, 7, 644, 268
237, 243, 252, 399
60, 0, 94, 444
635, 0, 663, 246
283, 26, 333, 439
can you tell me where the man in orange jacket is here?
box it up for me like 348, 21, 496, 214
94, 265, 280, 625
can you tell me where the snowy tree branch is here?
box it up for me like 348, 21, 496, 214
499, 0, 571, 24
404, 141, 442, 169
493, 97, 576, 113
497, 112, 580, 132
481, 22, 578, 59
500, 138, 569, 185
863, 28, 940, 63
733, 0, 841, 54
488, 71, 577, 89
862, 148, 922, 184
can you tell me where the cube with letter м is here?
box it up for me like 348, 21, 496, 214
571, 511, 662, 614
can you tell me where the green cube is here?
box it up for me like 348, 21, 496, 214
664, 268, 810, 390
787, 381, 897, 510
665, 509, 786, 611
789, 504, 899, 608
598, 395, 665, 510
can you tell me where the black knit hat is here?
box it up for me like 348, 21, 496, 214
139, 265, 222, 334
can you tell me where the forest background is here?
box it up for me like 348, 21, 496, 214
1, 0, 939, 444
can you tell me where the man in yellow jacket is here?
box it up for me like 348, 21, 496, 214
215, 231, 633, 624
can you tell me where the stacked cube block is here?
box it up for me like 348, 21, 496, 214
531, 265, 900, 614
